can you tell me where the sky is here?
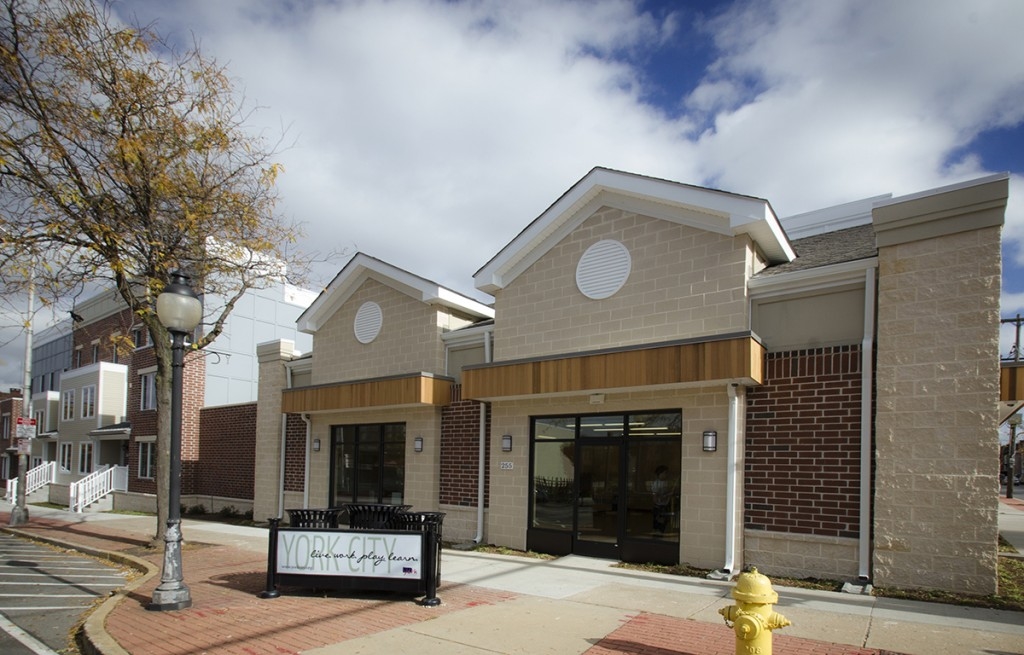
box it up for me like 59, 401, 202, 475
1, 0, 1023, 391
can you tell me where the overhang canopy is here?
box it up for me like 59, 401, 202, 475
1002, 362, 1024, 404
282, 372, 454, 413
463, 334, 764, 401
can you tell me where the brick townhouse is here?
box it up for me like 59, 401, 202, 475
256, 168, 1015, 595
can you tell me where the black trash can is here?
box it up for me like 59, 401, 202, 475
394, 511, 445, 587
343, 503, 411, 529
285, 507, 346, 528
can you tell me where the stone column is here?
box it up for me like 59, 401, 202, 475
872, 176, 1008, 594
253, 339, 295, 523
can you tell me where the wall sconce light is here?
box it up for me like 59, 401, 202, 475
414, 436, 424, 453
501, 434, 513, 452
312, 438, 321, 452
703, 430, 717, 452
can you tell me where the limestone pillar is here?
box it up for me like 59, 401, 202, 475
872, 175, 1007, 594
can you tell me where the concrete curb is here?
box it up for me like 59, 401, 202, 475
0, 526, 159, 655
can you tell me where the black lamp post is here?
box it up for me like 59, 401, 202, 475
149, 271, 202, 612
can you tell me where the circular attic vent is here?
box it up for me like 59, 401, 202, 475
353, 301, 383, 344
576, 239, 632, 300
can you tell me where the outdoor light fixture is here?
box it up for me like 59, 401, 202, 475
312, 438, 321, 452
703, 430, 718, 452
150, 271, 202, 612
414, 436, 424, 453
501, 434, 513, 452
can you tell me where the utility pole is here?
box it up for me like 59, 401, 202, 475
9, 262, 33, 526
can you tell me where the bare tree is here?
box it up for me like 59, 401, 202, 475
0, 0, 310, 542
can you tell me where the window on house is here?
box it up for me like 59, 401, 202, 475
34, 410, 44, 435
331, 423, 406, 506
81, 385, 96, 419
59, 443, 72, 472
61, 389, 75, 421
133, 327, 149, 349
140, 372, 156, 410
138, 442, 155, 479
74, 348, 82, 368
91, 343, 99, 363
1, 414, 9, 440
78, 442, 93, 474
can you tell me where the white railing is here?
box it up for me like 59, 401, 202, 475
5, 461, 57, 500
69, 465, 128, 513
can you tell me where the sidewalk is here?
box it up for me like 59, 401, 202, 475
0, 500, 1021, 655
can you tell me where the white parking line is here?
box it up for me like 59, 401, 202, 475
0, 615, 58, 655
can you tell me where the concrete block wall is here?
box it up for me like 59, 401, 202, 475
311, 279, 446, 385
253, 340, 293, 522
494, 208, 751, 361
872, 178, 1006, 595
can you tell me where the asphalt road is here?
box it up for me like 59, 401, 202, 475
0, 533, 128, 654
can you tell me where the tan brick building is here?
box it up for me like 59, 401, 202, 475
256, 168, 1010, 594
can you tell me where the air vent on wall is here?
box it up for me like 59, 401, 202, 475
353, 301, 383, 344
576, 239, 632, 300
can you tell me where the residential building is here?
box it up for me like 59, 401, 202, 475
14, 278, 315, 513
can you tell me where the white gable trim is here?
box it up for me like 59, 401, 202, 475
474, 168, 795, 294
298, 253, 493, 334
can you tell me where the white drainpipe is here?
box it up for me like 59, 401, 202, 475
859, 267, 876, 580
724, 383, 741, 573
473, 327, 493, 544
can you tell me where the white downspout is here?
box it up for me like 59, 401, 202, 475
724, 383, 741, 573
302, 414, 312, 509
473, 327, 493, 544
859, 267, 876, 580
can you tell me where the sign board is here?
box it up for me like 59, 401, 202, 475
17, 439, 30, 455
15, 417, 35, 440
275, 529, 422, 579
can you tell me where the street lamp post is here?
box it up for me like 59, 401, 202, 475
149, 271, 202, 612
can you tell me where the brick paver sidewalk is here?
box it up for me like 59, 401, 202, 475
2, 512, 903, 655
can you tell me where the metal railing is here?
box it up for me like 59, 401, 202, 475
5, 461, 57, 500
69, 465, 128, 513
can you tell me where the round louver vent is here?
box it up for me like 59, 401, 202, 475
353, 301, 383, 344
576, 239, 631, 300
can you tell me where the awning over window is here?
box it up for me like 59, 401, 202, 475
463, 334, 764, 401
282, 373, 454, 413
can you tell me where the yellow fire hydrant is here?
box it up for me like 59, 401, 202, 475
718, 567, 791, 655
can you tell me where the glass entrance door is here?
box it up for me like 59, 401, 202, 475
574, 441, 621, 559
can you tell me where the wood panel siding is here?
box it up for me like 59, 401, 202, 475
282, 373, 454, 413
463, 335, 764, 400
1002, 363, 1024, 402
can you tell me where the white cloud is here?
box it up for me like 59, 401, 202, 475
2, 0, 1022, 388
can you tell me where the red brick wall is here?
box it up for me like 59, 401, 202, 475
197, 403, 257, 500
284, 414, 308, 492
744, 345, 864, 538
126, 344, 205, 496
440, 386, 489, 507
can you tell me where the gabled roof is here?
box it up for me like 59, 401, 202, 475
297, 253, 494, 334
473, 167, 796, 294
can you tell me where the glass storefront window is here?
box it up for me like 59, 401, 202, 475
332, 423, 406, 506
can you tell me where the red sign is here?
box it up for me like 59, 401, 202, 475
16, 417, 36, 426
